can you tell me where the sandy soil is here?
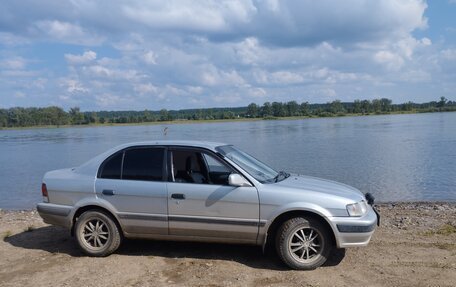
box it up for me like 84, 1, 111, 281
1, 203, 455, 287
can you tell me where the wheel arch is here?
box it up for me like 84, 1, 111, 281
263, 209, 337, 250
71, 204, 123, 237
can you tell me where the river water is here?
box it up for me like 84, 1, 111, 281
1, 112, 455, 209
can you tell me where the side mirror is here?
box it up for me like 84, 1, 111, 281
228, 174, 252, 187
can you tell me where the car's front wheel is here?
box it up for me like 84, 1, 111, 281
75, 210, 121, 257
276, 217, 332, 270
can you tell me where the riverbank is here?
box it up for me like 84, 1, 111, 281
1, 203, 455, 286
1, 109, 454, 131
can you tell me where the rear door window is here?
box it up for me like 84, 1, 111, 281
122, 148, 165, 181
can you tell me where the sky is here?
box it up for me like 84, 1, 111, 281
0, 0, 455, 111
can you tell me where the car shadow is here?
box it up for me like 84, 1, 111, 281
4, 226, 345, 270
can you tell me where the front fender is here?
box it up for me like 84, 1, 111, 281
259, 202, 340, 248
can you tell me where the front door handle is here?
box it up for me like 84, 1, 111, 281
171, 193, 185, 200
102, 189, 114, 196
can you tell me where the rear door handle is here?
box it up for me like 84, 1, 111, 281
102, 189, 114, 196
171, 193, 185, 200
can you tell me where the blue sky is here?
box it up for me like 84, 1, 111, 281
0, 0, 455, 111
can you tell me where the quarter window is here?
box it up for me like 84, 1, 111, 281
122, 148, 164, 181
99, 152, 123, 179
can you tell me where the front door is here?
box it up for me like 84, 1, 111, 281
167, 148, 259, 242
95, 146, 168, 235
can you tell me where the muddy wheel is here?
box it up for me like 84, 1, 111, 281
276, 217, 332, 270
75, 210, 121, 257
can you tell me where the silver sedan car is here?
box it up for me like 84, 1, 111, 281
37, 140, 379, 270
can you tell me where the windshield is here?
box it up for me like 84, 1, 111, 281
216, 145, 284, 183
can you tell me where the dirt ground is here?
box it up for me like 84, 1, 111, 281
1, 203, 455, 287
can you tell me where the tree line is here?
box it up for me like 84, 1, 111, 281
0, 97, 454, 128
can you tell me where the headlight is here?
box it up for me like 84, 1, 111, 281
346, 201, 368, 217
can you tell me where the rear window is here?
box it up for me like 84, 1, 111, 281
99, 152, 123, 179
122, 148, 164, 181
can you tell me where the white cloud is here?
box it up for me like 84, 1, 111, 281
249, 0, 427, 46
143, 51, 157, 65
32, 20, 103, 45
14, 92, 26, 98
248, 87, 267, 98
96, 93, 124, 108
234, 37, 261, 65
64, 51, 97, 64
1, 70, 38, 77
134, 83, 158, 95
95, 93, 140, 109
122, 0, 256, 33
0, 0, 452, 110
398, 69, 431, 83
187, 86, 203, 94
270, 71, 304, 84
61, 79, 89, 93
0, 32, 30, 46
1, 57, 26, 70
83, 65, 139, 80
201, 66, 246, 87
441, 49, 456, 60
421, 37, 432, 46
321, 88, 337, 98
1, 0, 427, 48
374, 51, 405, 71
213, 93, 243, 104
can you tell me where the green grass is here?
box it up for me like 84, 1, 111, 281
24, 225, 35, 232
424, 223, 456, 236
436, 224, 456, 235
434, 243, 456, 250
2, 230, 12, 239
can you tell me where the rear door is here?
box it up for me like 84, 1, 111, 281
95, 146, 168, 235
167, 148, 260, 241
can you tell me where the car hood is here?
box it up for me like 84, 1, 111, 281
274, 174, 365, 202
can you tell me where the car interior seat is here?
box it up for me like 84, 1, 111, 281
185, 156, 206, 183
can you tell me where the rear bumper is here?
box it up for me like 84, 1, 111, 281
329, 205, 378, 248
37, 203, 73, 229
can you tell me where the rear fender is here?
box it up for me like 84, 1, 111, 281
70, 197, 121, 230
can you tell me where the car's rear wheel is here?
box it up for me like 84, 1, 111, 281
276, 217, 332, 270
75, 210, 121, 256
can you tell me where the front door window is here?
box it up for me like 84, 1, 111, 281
171, 150, 233, 185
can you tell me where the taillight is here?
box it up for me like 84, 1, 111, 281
41, 183, 48, 198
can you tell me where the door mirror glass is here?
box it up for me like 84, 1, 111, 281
228, 173, 252, 187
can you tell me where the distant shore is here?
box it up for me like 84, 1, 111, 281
1, 202, 455, 286
1, 109, 453, 132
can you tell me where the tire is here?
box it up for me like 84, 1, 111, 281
75, 210, 121, 257
276, 217, 332, 270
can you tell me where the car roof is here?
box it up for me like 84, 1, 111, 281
114, 140, 228, 150
75, 140, 229, 176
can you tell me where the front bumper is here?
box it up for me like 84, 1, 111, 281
37, 203, 73, 229
329, 205, 378, 248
